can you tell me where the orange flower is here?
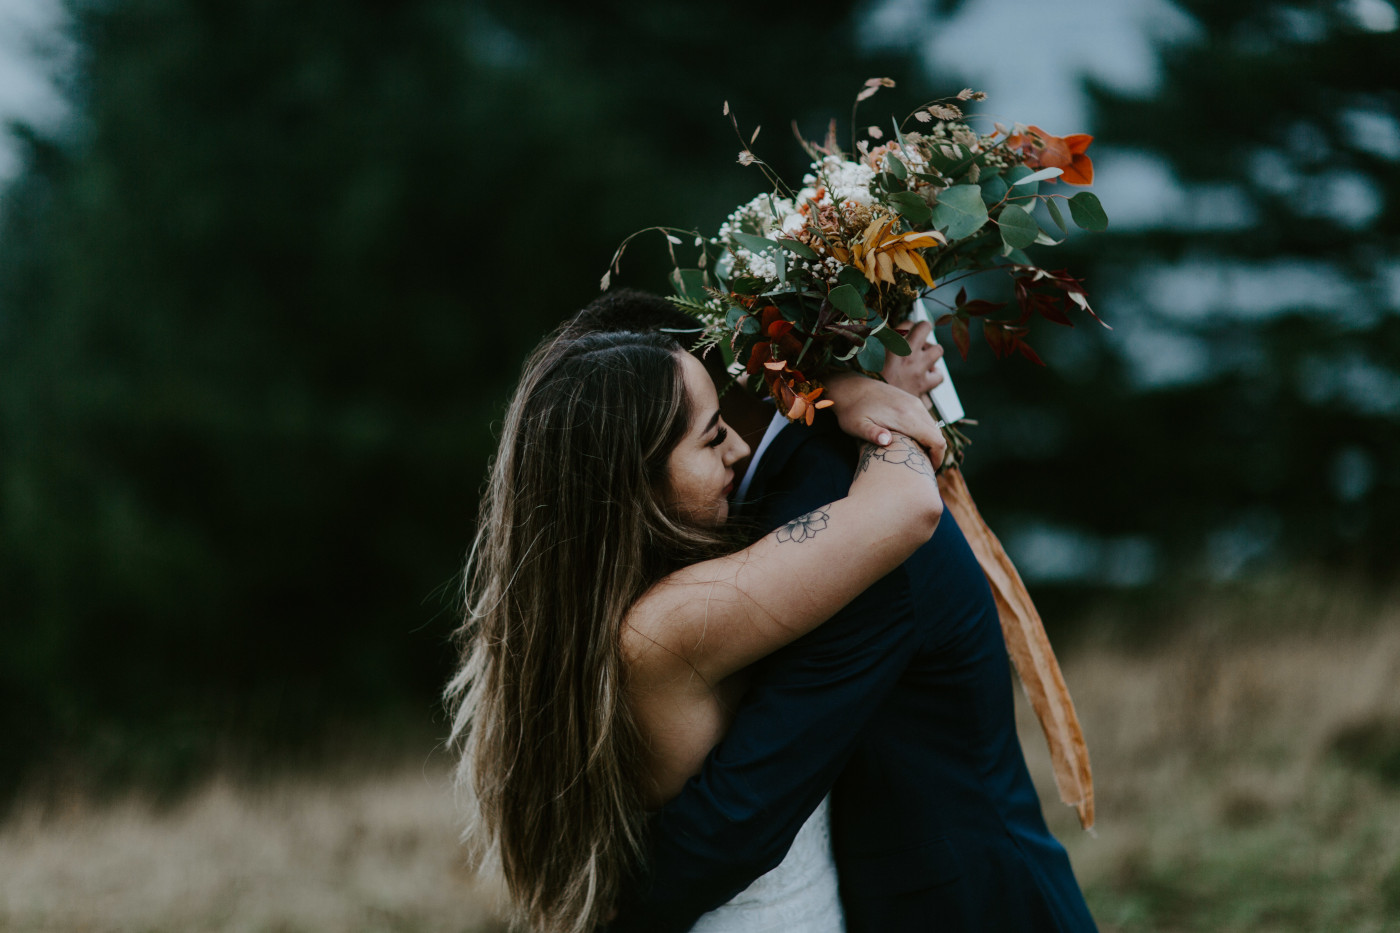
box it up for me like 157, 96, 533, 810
779, 382, 834, 425
850, 215, 944, 288
1005, 126, 1094, 186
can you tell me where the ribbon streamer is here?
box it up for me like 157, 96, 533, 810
937, 466, 1095, 830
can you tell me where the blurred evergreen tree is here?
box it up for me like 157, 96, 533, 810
0, 0, 921, 791
922, 0, 1399, 585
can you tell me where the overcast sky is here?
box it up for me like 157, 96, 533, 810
862, 0, 1197, 134
0, 0, 68, 182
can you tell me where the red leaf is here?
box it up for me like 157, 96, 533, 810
984, 322, 1010, 358
1017, 339, 1046, 366
960, 299, 1006, 318
952, 317, 971, 360
745, 342, 771, 375
1035, 297, 1073, 326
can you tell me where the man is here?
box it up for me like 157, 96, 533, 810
579, 290, 1096, 932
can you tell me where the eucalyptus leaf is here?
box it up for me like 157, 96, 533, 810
740, 314, 761, 334
857, 335, 887, 371
1012, 166, 1064, 186
827, 284, 868, 319
998, 204, 1040, 249
731, 231, 782, 255
776, 237, 819, 260
1003, 165, 1038, 200
837, 265, 871, 295
929, 185, 988, 240
887, 190, 933, 225
884, 153, 908, 180
979, 175, 1008, 206
1068, 191, 1109, 231
670, 268, 708, 303
1004, 165, 1035, 186
730, 276, 766, 295
875, 171, 906, 193
874, 322, 913, 356
1045, 197, 1068, 233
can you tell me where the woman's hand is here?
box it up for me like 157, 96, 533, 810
881, 320, 945, 398
825, 370, 946, 465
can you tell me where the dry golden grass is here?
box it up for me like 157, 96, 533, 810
1026, 579, 1400, 932
4, 579, 1400, 932
0, 761, 506, 933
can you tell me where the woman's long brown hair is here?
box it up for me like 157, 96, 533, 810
446, 329, 734, 932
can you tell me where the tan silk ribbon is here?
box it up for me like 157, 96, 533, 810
937, 466, 1095, 830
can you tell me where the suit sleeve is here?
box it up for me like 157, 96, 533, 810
609, 431, 922, 933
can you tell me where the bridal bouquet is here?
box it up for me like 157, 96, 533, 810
603, 81, 1109, 444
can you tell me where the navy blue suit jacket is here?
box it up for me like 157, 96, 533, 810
611, 414, 1097, 933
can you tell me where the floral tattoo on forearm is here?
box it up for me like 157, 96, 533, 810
776, 507, 830, 544
857, 435, 935, 478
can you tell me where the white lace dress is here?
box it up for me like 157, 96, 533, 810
688, 797, 846, 933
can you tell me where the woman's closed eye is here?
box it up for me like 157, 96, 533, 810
707, 426, 729, 448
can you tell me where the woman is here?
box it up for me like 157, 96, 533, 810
446, 326, 944, 933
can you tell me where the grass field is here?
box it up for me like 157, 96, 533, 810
1028, 581, 1400, 932
4, 580, 1400, 932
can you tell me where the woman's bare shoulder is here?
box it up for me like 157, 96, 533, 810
621, 563, 740, 682
621, 582, 688, 683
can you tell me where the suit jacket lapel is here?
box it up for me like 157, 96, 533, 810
734, 421, 801, 519
737, 413, 842, 517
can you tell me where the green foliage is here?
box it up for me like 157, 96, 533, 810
6, 0, 1392, 794
856, 334, 886, 371
669, 268, 709, 304
930, 0, 1400, 583
887, 189, 933, 224
826, 283, 867, 320
731, 231, 782, 256
0, 0, 924, 789
775, 237, 819, 260
837, 264, 872, 295
996, 203, 1040, 249
1066, 191, 1108, 231
928, 183, 988, 239
1002, 164, 1040, 201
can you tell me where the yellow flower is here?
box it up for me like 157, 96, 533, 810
849, 215, 945, 288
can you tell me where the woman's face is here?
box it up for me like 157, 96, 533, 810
667, 352, 751, 525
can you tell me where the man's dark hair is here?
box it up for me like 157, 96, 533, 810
567, 288, 700, 335
567, 288, 729, 387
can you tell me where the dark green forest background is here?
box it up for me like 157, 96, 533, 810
1, 0, 1396, 795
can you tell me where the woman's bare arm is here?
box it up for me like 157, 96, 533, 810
624, 433, 941, 686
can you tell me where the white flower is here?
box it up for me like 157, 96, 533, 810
791, 156, 879, 212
